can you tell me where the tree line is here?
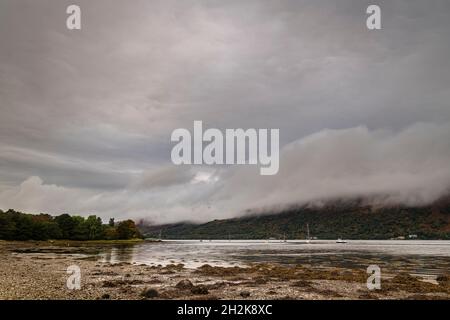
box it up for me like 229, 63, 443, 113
0, 209, 142, 240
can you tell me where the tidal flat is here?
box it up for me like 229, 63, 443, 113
0, 240, 449, 300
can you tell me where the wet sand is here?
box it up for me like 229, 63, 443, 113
0, 241, 449, 300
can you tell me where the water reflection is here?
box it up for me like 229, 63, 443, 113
100, 245, 136, 264
93, 240, 450, 277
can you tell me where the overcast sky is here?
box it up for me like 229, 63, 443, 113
1, 0, 450, 223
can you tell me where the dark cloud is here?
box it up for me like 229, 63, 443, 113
1, 0, 450, 222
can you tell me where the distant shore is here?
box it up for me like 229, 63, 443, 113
0, 241, 449, 300
34, 238, 147, 245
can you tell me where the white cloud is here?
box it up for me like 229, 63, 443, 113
213, 122, 450, 214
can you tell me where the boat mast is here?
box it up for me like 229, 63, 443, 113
306, 223, 310, 240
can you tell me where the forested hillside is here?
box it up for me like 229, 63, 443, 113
139, 198, 450, 240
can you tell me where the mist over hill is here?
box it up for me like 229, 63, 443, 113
138, 195, 450, 240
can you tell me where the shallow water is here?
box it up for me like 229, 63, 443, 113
97, 240, 450, 277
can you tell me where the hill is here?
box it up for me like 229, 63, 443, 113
138, 197, 450, 240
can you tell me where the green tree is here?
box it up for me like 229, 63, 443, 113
54, 214, 77, 239
71, 216, 88, 240
85, 215, 104, 240
116, 220, 142, 239
0, 210, 16, 240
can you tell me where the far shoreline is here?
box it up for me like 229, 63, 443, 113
0, 238, 150, 246
2, 238, 450, 244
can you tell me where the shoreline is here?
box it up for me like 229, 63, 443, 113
0, 241, 449, 300
0, 239, 147, 245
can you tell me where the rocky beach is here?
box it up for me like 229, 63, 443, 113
0, 240, 449, 300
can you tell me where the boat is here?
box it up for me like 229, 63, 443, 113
336, 238, 347, 243
306, 223, 311, 244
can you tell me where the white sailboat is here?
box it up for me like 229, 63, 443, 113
336, 238, 347, 243
306, 223, 311, 244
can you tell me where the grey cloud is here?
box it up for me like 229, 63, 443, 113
0, 143, 135, 189
1, 0, 450, 222
2, 122, 450, 223
130, 166, 196, 190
